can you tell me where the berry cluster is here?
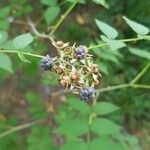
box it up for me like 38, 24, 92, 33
40, 40, 101, 101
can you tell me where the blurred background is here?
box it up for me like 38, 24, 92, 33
0, 0, 150, 150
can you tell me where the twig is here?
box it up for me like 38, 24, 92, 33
50, 0, 80, 36
26, 17, 50, 39
0, 119, 45, 138
88, 35, 150, 50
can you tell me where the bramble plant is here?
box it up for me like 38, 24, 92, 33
0, 0, 150, 150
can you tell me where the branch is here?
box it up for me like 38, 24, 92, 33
50, 0, 80, 36
88, 35, 150, 50
0, 119, 45, 138
26, 17, 50, 39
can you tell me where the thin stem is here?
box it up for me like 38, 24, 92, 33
88, 35, 150, 50
130, 84, 150, 89
130, 62, 150, 84
97, 84, 129, 93
0, 119, 45, 138
0, 50, 43, 58
50, 0, 80, 36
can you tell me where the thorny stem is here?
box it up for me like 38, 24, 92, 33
88, 35, 150, 50
50, 0, 80, 36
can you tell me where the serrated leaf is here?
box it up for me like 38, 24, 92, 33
91, 118, 121, 135
41, 0, 57, 6
93, 102, 120, 115
89, 138, 126, 150
55, 119, 88, 137
60, 141, 87, 150
67, 98, 90, 114
0, 31, 8, 44
13, 33, 33, 50
129, 47, 150, 60
0, 53, 13, 73
92, 0, 109, 9
95, 19, 118, 39
101, 35, 126, 50
17, 51, 31, 63
123, 16, 149, 35
44, 6, 60, 25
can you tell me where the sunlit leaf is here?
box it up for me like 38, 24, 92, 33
92, 0, 109, 9
101, 35, 126, 50
129, 47, 150, 60
95, 19, 118, 39
123, 16, 149, 35
13, 33, 33, 50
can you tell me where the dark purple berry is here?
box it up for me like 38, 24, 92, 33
74, 45, 87, 60
40, 55, 53, 71
79, 87, 96, 101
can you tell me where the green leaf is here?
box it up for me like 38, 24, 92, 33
13, 33, 33, 50
0, 31, 8, 44
60, 141, 87, 150
129, 47, 150, 60
97, 61, 109, 75
101, 35, 126, 50
44, 6, 60, 25
89, 138, 126, 150
0, 6, 11, 18
91, 118, 121, 135
67, 98, 90, 114
123, 16, 149, 35
92, 0, 109, 9
17, 51, 31, 63
0, 20, 10, 30
55, 119, 88, 137
0, 53, 13, 73
66, 0, 86, 4
95, 19, 118, 39
93, 102, 120, 115
41, 0, 57, 6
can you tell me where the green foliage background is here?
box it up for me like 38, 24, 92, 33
0, 0, 150, 150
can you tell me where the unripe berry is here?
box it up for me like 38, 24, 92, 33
40, 55, 53, 71
79, 87, 96, 101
